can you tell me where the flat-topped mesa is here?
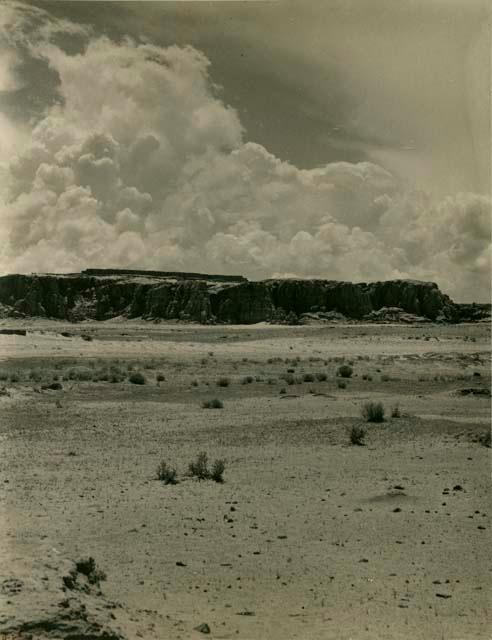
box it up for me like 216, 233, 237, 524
0, 270, 478, 323
81, 268, 247, 283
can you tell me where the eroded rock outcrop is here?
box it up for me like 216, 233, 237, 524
0, 552, 125, 640
0, 271, 467, 323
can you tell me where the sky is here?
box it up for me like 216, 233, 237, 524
0, 0, 490, 301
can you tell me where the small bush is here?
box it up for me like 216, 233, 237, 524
188, 452, 210, 480
157, 461, 178, 484
303, 373, 315, 382
9, 372, 20, 383
217, 377, 230, 387
381, 374, 391, 382
479, 430, 491, 448
279, 387, 286, 394
210, 459, 226, 483
337, 364, 353, 378
362, 401, 385, 423
0, 371, 8, 381
391, 404, 401, 418
315, 372, 327, 381
337, 379, 347, 389
191, 379, 199, 386
202, 398, 223, 409
75, 557, 106, 584
350, 425, 366, 446
156, 373, 165, 382
241, 375, 254, 385
41, 382, 63, 391
128, 372, 146, 385
68, 367, 93, 381
283, 373, 295, 385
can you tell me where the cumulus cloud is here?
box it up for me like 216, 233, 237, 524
0, 2, 490, 302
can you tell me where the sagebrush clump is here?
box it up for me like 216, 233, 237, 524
202, 398, 223, 409
188, 452, 225, 482
362, 401, 385, 423
156, 461, 178, 484
350, 425, 366, 446
128, 371, 146, 385
337, 364, 353, 378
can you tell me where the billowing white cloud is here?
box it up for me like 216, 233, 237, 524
0, 2, 490, 302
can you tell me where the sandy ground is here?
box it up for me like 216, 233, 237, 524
0, 320, 490, 639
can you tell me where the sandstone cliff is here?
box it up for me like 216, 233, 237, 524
0, 271, 473, 323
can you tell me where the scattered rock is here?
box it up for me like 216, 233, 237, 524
194, 622, 211, 634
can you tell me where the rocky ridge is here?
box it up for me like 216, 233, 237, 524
0, 271, 487, 324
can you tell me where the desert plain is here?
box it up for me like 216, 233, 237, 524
0, 319, 490, 639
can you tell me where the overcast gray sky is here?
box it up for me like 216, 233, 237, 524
0, 0, 490, 301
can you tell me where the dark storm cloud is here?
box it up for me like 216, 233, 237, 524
0, 0, 490, 302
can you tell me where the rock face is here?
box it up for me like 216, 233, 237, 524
0, 271, 464, 323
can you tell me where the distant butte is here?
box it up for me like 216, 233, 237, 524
0, 270, 489, 324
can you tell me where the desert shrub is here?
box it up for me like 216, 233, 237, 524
315, 372, 327, 381
241, 375, 254, 385
75, 557, 106, 584
68, 367, 93, 381
128, 371, 146, 385
202, 398, 223, 409
210, 459, 226, 483
156, 373, 165, 382
337, 380, 347, 389
362, 401, 385, 423
41, 382, 63, 391
279, 387, 286, 394
303, 373, 315, 382
29, 370, 42, 382
81, 334, 93, 342
391, 404, 401, 418
94, 368, 110, 382
283, 373, 295, 385
191, 379, 199, 386
337, 364, 353, 378
188, 452, 210, 480
156, 461, 178, 484
287, 368, 295, 374
188, 452, 226, 482
381, 374, 391, 382
217, 377, 230, 387
0, 371, 8, 381
350, 425, 366, 446
479, 430, 491, 448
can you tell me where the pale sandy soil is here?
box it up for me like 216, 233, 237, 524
0, 320, 490, 639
